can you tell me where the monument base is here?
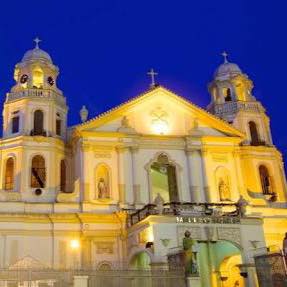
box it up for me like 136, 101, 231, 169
186, 276, 201, 287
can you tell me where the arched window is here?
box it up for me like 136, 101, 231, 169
4, 158, 14, 190
33, 110, 44, 136
249, 121, 259, 145
31, 155, 46, 188
259, 165, 272, 195
60, 160, 66, 192
32, 67, 44, 88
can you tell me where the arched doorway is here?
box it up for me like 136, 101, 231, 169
196, 239, 244, 287
219, 255, 244, 287
150, 154, 179, 203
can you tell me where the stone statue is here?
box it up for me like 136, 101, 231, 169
121, 116, 130, 128
183, 230, 198, 275
97, 177, 109, 199
218, 178, 231, 201
237, 195, 248, 217
117, 116, 137, 134
154, 193, 165, 214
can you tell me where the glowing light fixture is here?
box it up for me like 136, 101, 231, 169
70, 239, 80, 250
151, 119, 169, 135
147, 226, 154, 242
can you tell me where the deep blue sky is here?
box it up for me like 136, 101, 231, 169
0, 0, 286, 161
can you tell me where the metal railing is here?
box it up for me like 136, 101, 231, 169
128, 202, 240, 226
254, 252, 287, 286
0, 268, 186, 287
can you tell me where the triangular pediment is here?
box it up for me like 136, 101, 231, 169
76, 86, 244, 138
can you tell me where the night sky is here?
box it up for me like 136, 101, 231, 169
0, 1, 286, 162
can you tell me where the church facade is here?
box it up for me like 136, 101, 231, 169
0, 41, 286, 287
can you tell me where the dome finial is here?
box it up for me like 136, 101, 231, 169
33, 37, 42, 49
80, 105, 89, 123
221, 51, 228, 64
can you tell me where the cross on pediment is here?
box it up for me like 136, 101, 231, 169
147, 68, 158, 88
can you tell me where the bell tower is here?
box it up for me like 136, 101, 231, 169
207, 52, 272, 146
3, 38, 67, 139
1, 38, 69, 202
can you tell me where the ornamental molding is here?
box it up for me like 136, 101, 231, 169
217, 227, 241, 246
212, 153, 228, 162
94, 152, 112, 158
94, 241, 114, 254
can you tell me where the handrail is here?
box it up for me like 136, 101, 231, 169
128, 202, 239, 226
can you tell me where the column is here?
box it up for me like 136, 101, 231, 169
117, 146, 134, 207
81, 143, 91, 202
131, 147, 143, 207
233, 150, 246, 199
186, 149, 203, 202
200, 149, 211, 202
81, 238, 92, 269
198, 243, 211, 287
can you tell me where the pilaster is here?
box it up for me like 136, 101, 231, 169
117, 146, 134, 208
186, 149, 203, 202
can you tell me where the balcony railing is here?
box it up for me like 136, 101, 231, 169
209, 101, 265, 116
250, 140, 266, 146
30, 129, 47, 137
128, 202, 240, 226
7, 89, 66, 106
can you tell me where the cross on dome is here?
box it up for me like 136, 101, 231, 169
221, 51, 229, 64
147, 68, 158, 88
33, 37, 42, 49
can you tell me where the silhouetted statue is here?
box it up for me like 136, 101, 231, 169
183, 230, 198, 275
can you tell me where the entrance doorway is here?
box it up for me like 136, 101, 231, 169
150, 154, 179, 203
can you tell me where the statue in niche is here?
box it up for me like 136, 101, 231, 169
97, 177, 109, 199
154, 193, 164, 214
237, 195, 248, 217
218, 177, 231, 201
183, 230, 198, 275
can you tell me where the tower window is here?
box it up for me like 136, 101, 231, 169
4, 158, 14, 190
56, 114, 61, 136
32, 67, 44, 89
249, 121, 260, 145
259, 165, 272, 195
60, 159, 66, 192
224, 88, 232, 102
33, 110, 45, 136
31, 155, 46, 188
12, 116, 20, 134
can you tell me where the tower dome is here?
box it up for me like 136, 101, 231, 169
21, 37, 52, 63
214, 52, 242, 80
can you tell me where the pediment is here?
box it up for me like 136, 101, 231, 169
76, 86, 244, 139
